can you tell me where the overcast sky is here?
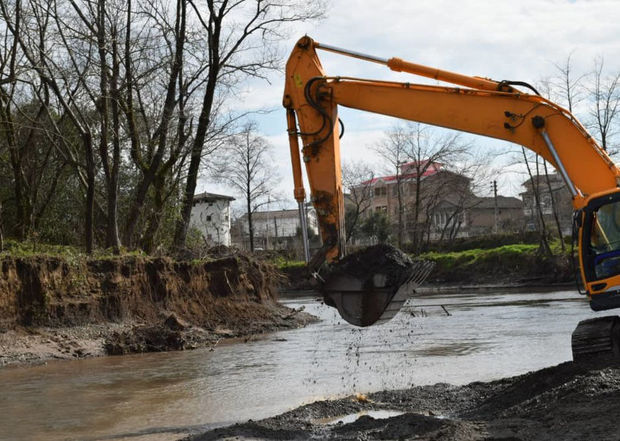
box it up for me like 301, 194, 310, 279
202, 0, 620, 211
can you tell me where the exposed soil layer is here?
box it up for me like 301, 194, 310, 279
0, 251, 315, 367
188, 361, 620, 441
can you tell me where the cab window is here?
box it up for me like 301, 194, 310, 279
590, 201, 620, 280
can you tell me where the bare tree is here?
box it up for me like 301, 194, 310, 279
122, 0, 191, 249
521, 149, 552, 256
425, 154, 493, 247
1, 0, 100, 251
551, 52, 585, 113
342, 161, 374, 244
588, 57, 620, 153
374, 123, 468, 252
373, 126, 410, 248
536, 56, 586, 251
173, 0, 325, 249
210, 122, 278, 252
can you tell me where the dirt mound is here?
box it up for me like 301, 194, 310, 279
326, 244, 416, 287
188, 362, 620, 441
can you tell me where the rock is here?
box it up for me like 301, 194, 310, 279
164, 313, 189, 331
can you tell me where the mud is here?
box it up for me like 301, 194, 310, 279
0, 250, 316, 367
187, 361, 620, 440
326, 244, 417, 287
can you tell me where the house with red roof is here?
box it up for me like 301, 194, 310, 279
351, 160, 524, 245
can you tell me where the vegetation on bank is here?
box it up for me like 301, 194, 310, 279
273, 238, 576, 287
0, 235, 575, 288
420, 242, 574, 285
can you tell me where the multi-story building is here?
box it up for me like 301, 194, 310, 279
190, 192, 235, 246
463, 196, 524, 237
520, 173, 573, 234
352, 160, 525, 243
353, 161, 476, 242
232, 206, 320, 253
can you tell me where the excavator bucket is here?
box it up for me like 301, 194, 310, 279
320, 245, 435, 327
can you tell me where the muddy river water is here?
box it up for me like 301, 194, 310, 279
0, 289, 607, 441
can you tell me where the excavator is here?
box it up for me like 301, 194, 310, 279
283, 36, 620, 361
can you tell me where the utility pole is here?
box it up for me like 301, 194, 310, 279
492, 180, 498, 234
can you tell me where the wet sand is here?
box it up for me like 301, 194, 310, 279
0, 304, 315, 367
189, 361, 620, 440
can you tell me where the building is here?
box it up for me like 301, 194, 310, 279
465, 196, 524, 236
520, 173, 573, 234
232, 206, 319, 253
353, 160, 476, 243
352, 160, 526, 244
190, 192, 235, 246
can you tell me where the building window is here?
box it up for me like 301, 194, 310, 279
374, 187, 386, 197
206, 215, 212, 222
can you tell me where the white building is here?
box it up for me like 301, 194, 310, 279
233, 206, 319, 251
190, 192, 235, 246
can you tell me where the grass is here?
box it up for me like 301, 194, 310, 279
419, 241, 572, 284
421, 243, 538, 266
0, 239, 149, 260
271, 256, 306, 270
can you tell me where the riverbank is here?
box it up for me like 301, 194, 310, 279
278, 243, 574, 290
0, 250, 315, 367
188, 360, 620, 440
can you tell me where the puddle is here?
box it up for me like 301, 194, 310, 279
314, 409, 404, 425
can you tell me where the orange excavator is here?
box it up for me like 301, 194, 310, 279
284, 36, 620, 361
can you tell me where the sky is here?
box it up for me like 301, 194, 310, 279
201, 0, 620, 212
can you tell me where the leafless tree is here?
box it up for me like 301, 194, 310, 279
210, 122, 278, 252
424, 153, 493, 247
373, 126, 411, 248
588, 57, 620, 153
374, 123, 468, 252
1, 0, 100, 250
521, 149, 552, 256
535, 56, 585, 251
173, 0, 325, 249
551, 52, 585, 113
342, 160, 374, 244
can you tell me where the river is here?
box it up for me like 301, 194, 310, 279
0, 289, 607, 441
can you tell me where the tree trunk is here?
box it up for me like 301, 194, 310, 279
173, 72, 218, 249
522, 149, 551, 256
543, 160, 565, 252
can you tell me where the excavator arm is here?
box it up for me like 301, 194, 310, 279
284, 36, 620, 332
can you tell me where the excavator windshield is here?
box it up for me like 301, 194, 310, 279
589, 201, 620, 280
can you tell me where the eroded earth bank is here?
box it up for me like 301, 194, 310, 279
0, 249, 314, 367
189, 361, 620, 441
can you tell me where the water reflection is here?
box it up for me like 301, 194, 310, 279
0, 289, 605, 441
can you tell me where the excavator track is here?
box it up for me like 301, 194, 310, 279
571, 316, 620, 363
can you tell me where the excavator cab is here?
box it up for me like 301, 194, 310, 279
580, 190, 620, 311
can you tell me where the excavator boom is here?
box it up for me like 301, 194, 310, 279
284, 37, 620, 340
